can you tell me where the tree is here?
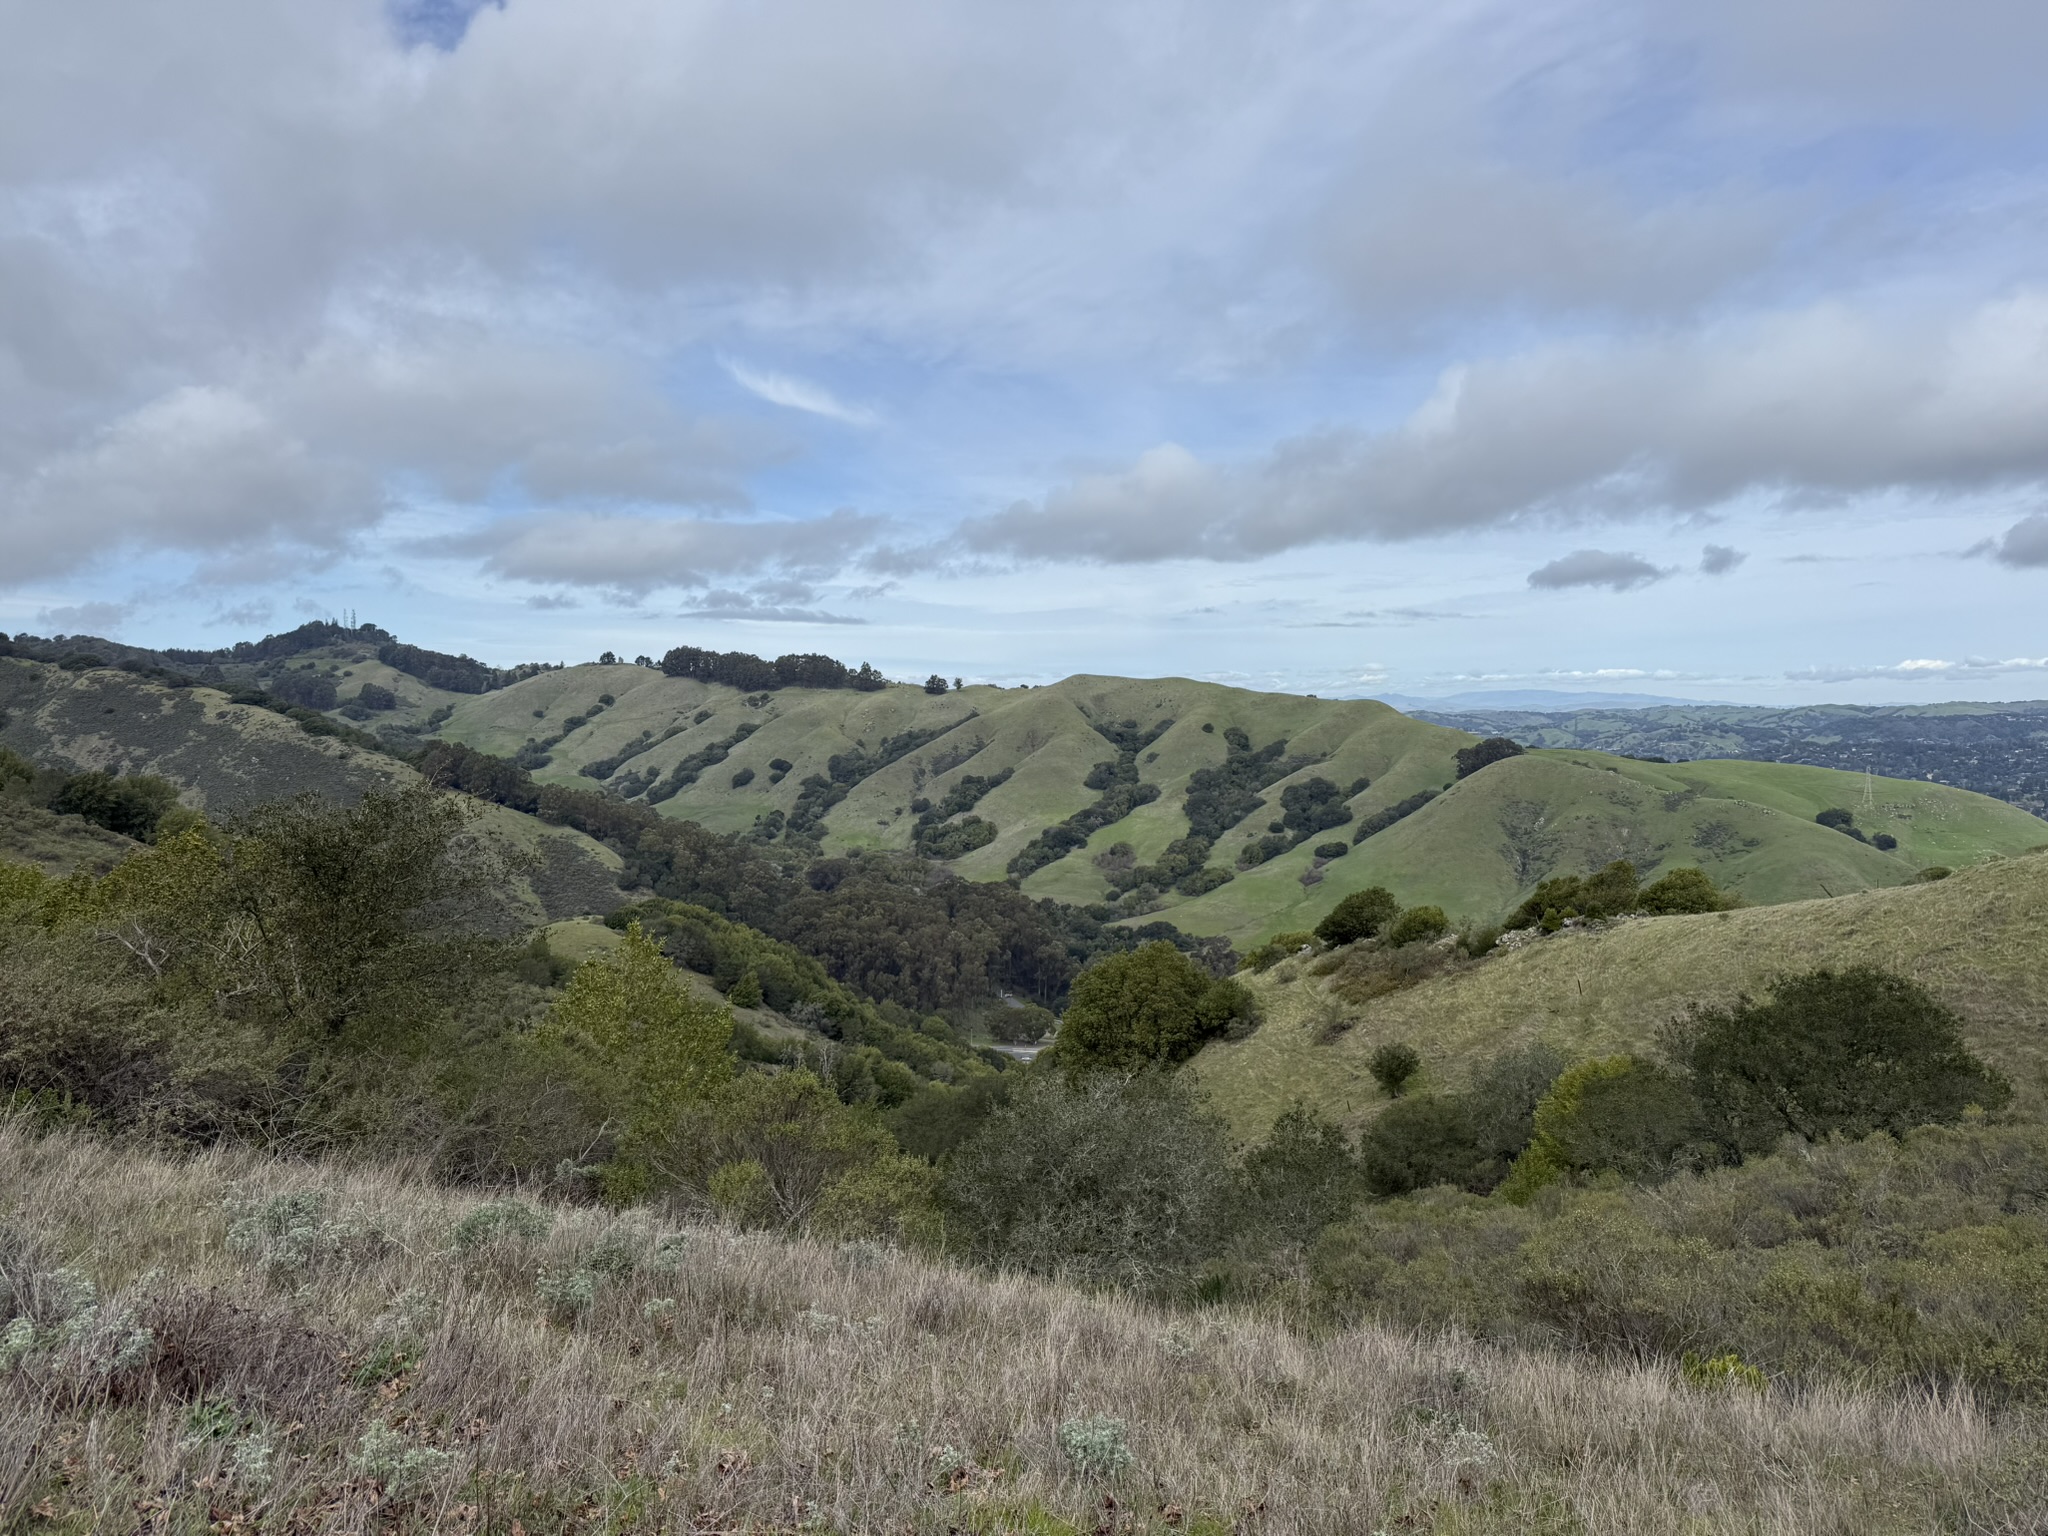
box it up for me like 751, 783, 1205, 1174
1315, 886, 1400, 945
1636, 866, 1736, 915
1370, 1042, 1420, 1097
727, 968, 763, 1009
1358, 1093, 1487, 1196
1500, 1056, 1704, 1201
923, 674, 949, 695
1231, 1102, 1363, 1251
1678, 967, 2011, 1157
1386, 905, 1449, 946
1454, 736, 1524, 778
216, 784, 506, 1039
1050, 941, 1258, 1076
944, 1071, 1234, 1293
546, 924, 733, 1198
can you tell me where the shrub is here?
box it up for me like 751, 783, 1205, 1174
1359, 1094, 1486, 1196
354, 682, 397, 711
1636, 866, 1737, 915
945, 1072, 1234, 1293
730, 767, 756, 788
923, 674, 949, 694
1051, 943, 1258, 1075
1453, 737, 1523, 778
535, 1265, 599, 1323
1386, 905, 1449, 946
1314, 886, 1399, 945
1873, 832, 1898, 851
1682, 1351, 1767, 1393
1312, 841, 1349, 860
224, 1190, 385, 1285
1678, 967, 2011, 1158
1240, 931, 1316, 973
727, 969, 764, 1009
1499, 1057, 1703, 1202
1058, 1414, 1133, 1477
1920, 866, 1952, 881
1370, 1043, 1420, 1097
1231, 1103, 1363, 1251
450, 1200, 551, 1253
349, 1423, 455, 1498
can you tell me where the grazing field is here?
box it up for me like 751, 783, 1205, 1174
3, 1119, 2040, 1536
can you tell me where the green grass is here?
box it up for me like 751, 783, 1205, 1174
435, 665, 2048, 941
1192, 851, 2048, 1138
0, 798, 138, 876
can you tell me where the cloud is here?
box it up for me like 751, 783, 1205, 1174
724, 360, 879, 427
1993, 513, 2048, 567
436, 508, 885, 596
524, 593, 579, 610
206, 601, 274, 628
1527, 550, 1667, 592
1700, 543, 1747, 575
1788, 656, 2048, 684
34, 600, 135, 634
968, 294, 2048, 563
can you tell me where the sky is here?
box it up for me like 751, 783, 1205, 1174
5, 0, 2048, 704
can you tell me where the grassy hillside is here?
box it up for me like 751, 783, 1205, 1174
0, 657, 623, 927
14, 646, 2048, 946
1193, 851, 2048, 1138
3, 1118, 2032, 1536
433, 662, 2048, 941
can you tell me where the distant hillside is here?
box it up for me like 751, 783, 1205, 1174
432, 661, 2048, 941
1193, 851, 2048, 1136
1420, 699, 2048, 817
9, 633, 2047, 946
0, 655, 624, 930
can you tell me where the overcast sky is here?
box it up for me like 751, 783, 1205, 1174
6, 0, 2048, 703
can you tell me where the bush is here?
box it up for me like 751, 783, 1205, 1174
1058, 1415, 1133, 1477
923, 674, 949, 694
730, 767, 756, 788
1873, 832, 1898, 851
1050, 942, 1258, 1076
1499, 1057, 1704, 1202
726, 969, 764, 1009
1359, 1094, 1486, 1196
1312, 841, 1349, 860
1314, 886, 1399, 946
1369, 1043, 1420, 1097
1386, 905, 1449, 946
1454, 737, 1523, 778
1678, 967, 2011, 1158
354, 682, 397, 711
1636, 867, 1737, 915
945, 1072, 1234, 1294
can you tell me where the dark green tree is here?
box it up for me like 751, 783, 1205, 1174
1050, 941, 1257, 1076
1454, 736, 1524, 778
1678, 967, 2011, 1157
1315, 886, 1400, 945
1370, 1042, 1420, 1097
1231, 1102, 1363, 1250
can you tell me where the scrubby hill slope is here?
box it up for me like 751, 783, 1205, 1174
0, 656, 623, 927
435, 662, 2048, 939
1, 1119, 2027, 1536
1193, 851, 2048, 1136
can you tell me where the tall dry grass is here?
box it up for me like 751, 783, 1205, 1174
1, 1119, 2041, 1534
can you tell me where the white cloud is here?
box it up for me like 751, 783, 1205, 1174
1788, 655, 2048, 683
434, 508, 885, 596
723, 360, 878, 427
969, 294, 2048, 563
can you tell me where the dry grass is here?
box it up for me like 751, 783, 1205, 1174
1195, 851, 2048, 1136
3, 1121, 2043, 1534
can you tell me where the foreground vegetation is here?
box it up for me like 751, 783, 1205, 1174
7, 1119, 2048, 1535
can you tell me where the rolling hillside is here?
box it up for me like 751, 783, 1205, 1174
431, 660, 2048, 940
1192, 850, 2048, 1136
10, 640, 2047, 946
0, 656, 624, 930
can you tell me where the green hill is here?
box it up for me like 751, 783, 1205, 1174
1192, 850, 2048, 1136
12, 644, 2048, 948
431, 662, 2047, 941
0, 655, 623, 929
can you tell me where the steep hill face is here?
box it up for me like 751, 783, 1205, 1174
1193, 851, 2048, 1136
432, 662, 2048, 939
